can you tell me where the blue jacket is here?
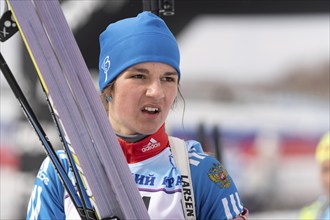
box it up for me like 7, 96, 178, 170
27, 140, 244, 219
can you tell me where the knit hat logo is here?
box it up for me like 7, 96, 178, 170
101, 56, 111, 83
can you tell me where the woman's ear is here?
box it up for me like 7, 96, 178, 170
104, 88, 111, 97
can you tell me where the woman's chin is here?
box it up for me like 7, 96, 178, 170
136, 124, 163, 135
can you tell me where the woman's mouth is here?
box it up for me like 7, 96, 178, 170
142, 107, 160, 114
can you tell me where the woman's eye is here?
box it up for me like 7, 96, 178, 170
162, 77, 175, 82
132, 74, 145, 79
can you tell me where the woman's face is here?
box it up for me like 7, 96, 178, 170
107, 62, 178, 135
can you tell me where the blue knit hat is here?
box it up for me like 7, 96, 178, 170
99, 11, 180, 91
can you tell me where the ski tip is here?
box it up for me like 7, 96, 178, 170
0, 10, 18, 42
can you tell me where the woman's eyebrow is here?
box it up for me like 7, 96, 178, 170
129, 67, 149, 74
128, 67, 177, 75
164, 71, 178, 76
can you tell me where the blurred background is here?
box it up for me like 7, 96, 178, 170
0, 0, 329, 219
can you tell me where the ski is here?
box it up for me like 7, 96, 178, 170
4, 0, 149, 219
1, 8, 97, 220
0, 51, 94, 219
0, 8, 95, 219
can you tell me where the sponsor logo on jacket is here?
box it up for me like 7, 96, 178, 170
142, 138, 161, 152
182, 175, 195, 217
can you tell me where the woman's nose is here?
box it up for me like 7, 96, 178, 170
146, 80, 165, 99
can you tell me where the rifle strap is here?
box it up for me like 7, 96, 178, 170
169, 136, 196, 220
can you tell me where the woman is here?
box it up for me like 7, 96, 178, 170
300, 131, 330, 220
27, 11, 247, 219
